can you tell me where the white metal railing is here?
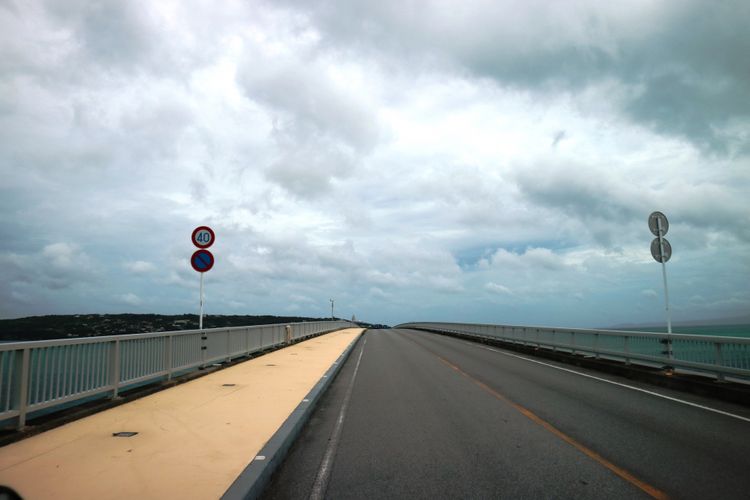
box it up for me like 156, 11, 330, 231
397, 322, 750, 382
0, 320, 353, 430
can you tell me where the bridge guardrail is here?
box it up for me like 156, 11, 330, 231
0, 320, 353, 430
397, 322, 750, 382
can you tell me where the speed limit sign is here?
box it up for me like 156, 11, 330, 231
192, 226, 215, 249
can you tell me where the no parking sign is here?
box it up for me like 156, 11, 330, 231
191, 249, 214, 272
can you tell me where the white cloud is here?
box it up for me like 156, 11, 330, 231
42, 243, 78, 269
485, 282, 513, 296
124, 260, 157, 274
118, 292, 143, 306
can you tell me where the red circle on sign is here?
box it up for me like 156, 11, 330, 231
192, 226, 215, 249
191, 249, 214, 272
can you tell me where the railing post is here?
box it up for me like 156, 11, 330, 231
594, 333, 600, 359
714, 343, 725, 382
110, 340, 121, 399
624, 336, 631, 365
551, 330, 556, 352
166, 335, 173, 381
16, 348, 31, 430
201, 330, 208, 368
226, 330, 231, 362
571, 332, 577, 356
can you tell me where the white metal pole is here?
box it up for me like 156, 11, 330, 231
199, 272, 204, 330
660, 259, 672, 333
657, 218, 673, 363
200, 272, 206, 368
656, 218, 672, 335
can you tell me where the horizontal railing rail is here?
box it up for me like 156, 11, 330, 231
396, 321, 750, 382
0, 320, 353, 430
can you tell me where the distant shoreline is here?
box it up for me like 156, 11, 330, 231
0, 313, 352, 342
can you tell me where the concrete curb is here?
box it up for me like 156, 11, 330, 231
221, 331, 364, 500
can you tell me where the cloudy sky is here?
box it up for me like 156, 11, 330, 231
1, 0, 749, 328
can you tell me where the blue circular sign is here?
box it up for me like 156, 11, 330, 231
191, 249, 214, 273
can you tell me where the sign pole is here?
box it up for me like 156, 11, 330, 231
656, 218, 672, 335
649, 212, 674, 365
199, 272, 204, 330
191, 226, 215, 369
200, 271, 206, 367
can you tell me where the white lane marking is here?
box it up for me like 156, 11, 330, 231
309, 337, 367, 500
255, 455, 266, 461
458, 339, 750, 424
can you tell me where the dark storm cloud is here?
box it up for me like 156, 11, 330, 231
44, 0, 155, 67
617, 3, 750, 154
239, 57, 380, 152
236, 44, 382, 197
283, 0, 750, 153
514, 162, 643, 222
513, 159, 750, 247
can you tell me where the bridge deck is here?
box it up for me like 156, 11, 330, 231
0, 328, 362, 499
268, 328, 750, 499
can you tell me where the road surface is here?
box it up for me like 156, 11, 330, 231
264, 328, 750, 499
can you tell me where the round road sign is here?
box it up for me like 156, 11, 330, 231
192, 226, 215, 249
650, 237, 672, 263
648, 212, 669, 236
191, 249, 215, 272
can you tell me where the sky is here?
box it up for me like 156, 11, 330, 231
1, 0, 749, 328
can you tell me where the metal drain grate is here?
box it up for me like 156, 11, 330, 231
112, 432, 138, 437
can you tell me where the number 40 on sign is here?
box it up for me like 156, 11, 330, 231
192, 226, 215, 249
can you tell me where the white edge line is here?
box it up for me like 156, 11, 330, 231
309, 337, 367, 500
460, 339, 750, 424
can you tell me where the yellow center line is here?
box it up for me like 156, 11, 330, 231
403, 333, 669, 500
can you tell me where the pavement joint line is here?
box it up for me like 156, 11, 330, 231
458, 339, 750, 424
399, 331, 669, 500
309, 337, 367, 500
220, 330, 364, 500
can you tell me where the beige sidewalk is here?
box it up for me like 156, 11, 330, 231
0, 328, 362, 500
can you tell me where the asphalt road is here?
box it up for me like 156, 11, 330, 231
263, 328, 750, 499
